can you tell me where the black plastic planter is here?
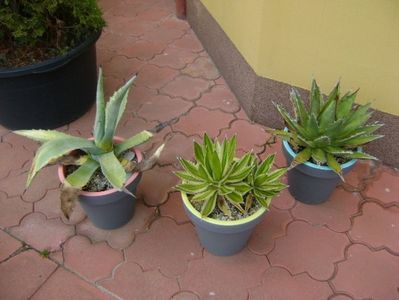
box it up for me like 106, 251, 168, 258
282, 139, 357, 204
0, 32, 101, 130
58, 147, 143, 230
181, 192, 267, 256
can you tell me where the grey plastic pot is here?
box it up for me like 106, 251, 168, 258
58, 138, 143, 230
282, 139, 357, 204
181, 192, 267, 256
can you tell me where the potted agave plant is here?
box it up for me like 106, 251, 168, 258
14, 69, 165, 229
0, 0, 105, 129
175, 134, 287, 256
273, 79, 383, 204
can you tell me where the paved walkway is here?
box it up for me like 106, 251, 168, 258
1, 0, 398, 299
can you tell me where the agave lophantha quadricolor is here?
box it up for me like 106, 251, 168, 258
273, 79, 383, 179
14, 69, 166, 218
175, 134, 287, 218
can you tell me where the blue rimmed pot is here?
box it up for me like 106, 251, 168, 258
181, 192, 267, 256
282, 139, 357, 204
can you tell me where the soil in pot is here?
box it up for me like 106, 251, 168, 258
190, 196, 262, 221
65, 150, 136, 193
61, 149, 141, 230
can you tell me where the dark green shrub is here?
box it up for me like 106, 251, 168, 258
0, 0, 105, 67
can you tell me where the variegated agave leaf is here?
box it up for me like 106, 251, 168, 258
273, 79, 383, 178
176, 134, 287, 217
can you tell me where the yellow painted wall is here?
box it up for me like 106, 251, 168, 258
201, 0, 399, 115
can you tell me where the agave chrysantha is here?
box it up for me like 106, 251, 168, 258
14, 69, 166, 218
175, 134, 287, 217
273, 79, 383, 178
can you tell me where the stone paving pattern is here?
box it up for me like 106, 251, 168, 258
0, 0, 398, 299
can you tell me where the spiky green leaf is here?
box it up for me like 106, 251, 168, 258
114, 130, 153, 156
341, 152, 377, 160
326, 153, 343, 179
225, 191, 244, 204
336, 90, 357, 120
255, 154, 275, 177
97, 152, 127, 189
27, 137, 98, 187
310, 79, 322, 114
290, 88, 309, 125
94, 68, 105, 144
14, 130, 72, 143
311, 148, 327, 164
65, 159, 99, 188
292, 147, 312, 166
201, 192, 217, 216
193, 141, 205, 165
192, 189, 217, 202
99, 74, 137, 150
176, 182, 209, 194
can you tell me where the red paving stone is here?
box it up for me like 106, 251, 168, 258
0, 169, 30, 197
22, 165, 61, 202
248, 207, 292, 255
63, 235, 124, 282
249, 267, 333, 299
137, 165, 179, 206
137, 94, 193, 122
96, 32, 137, 53
268, 221, 349, 280
135, 64, 179, 89
77, 200, 157, 250
182, 56, 220, 80
161, 74, 211, 100
349, 202, 399, 254
10, 213, 74, 251
0, 0, 398, 298
292, 188, 362, 233
219, 119, 271, 153
363, 166, 399, 205
332, 244, 399, 299
143, 26, 185, 44
172, 31, 204, 53
150, 46, 198, 69
0, 250, 57, 299
339, 160, 374, 192
102, 55, 144, 81
0, 230, 21, 261
120, 39, 167, 60
99, 262, 179, 300
32, 268, 111, 300
159, 192, 190, 224
179, 249, 269, 300
172, 106, 235, 137
0, 192, 32, 228
0, 142, 30, 179
126, 218, 202, 277
171, 291, 200, 300
197, 84, 241, 113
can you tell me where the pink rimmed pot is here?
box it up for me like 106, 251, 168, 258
58, 137, 143, 230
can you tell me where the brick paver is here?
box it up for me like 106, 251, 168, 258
0, 0, 398, 298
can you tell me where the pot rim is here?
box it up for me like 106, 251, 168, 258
0, 31, 101, 78
58, 136, 143, 197
181, 192, 267, 226
282, 132, 357, 171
